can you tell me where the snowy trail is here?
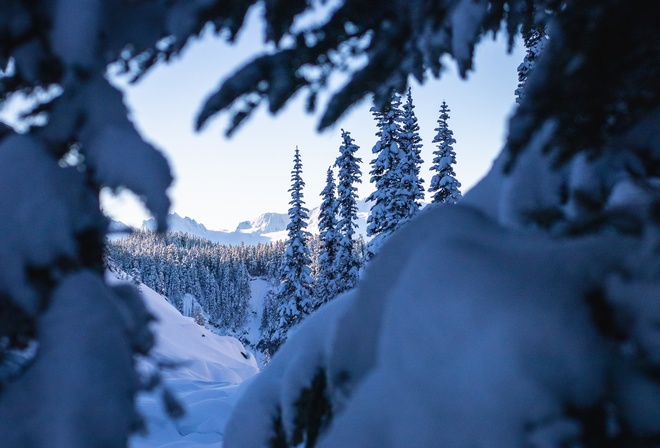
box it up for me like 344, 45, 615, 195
105, 273, 259, 447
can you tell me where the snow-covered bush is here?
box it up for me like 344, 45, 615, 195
220, 1, 660, 447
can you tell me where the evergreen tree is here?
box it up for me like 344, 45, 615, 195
396, 88, 425, 220
268, 147, 314, 353
515, 26, 548, 104
428, 101, 462, 204
257, 287, 278, 363
334, 129, 363, 293
366, 93, 405, 256
315, 167, 340, 306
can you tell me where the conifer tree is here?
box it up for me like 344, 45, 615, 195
515, 26, 548, 104
428, 101, 462, 204
366, 93, 405, 256
396, 88, 425, 220
334, 129, 363, 292
315, 167, 340, 306
268, 147, 314, 353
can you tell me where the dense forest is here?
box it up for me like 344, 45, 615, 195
106, 231, 284, 335
105, 229, 367, 346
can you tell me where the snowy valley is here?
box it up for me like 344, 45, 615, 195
2, 2, 658, 447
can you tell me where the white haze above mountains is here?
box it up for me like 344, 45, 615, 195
135, 199, 370, 245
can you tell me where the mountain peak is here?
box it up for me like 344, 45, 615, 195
236, 212, 288, 234
139, 202, 369, 246
143, 213, 209, 234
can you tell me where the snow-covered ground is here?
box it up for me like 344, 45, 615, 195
243, 278, 271, 350
105, 274, 259, 447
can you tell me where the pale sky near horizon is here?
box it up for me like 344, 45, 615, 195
102, 10, 526, 231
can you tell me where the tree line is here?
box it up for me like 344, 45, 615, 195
104, 90, 462, 357
106, 231, 285, 336
262, 90, 463, 354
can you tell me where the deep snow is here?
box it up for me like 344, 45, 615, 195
104, 274, 258, 447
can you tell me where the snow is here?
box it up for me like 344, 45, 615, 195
244, 278, 270, 349
237, 212, 290, 234
103, 273, 258, 447
145, 213, 273, 244
4, 2, 659, 447
224, 294, 353, 447
141, 203, 370, 246
224, 203, 643, 447
87, 122, 172, 229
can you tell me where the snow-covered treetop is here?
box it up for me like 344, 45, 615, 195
429, 100, 461, 204
335, 129, 363, 219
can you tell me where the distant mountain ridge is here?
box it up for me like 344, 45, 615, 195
236, 212, 289, 234
142, 213, 278, 245
139, 200, 370, 246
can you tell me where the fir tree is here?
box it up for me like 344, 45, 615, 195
268, 147, 314, 353
315, 167, 340, 306
334, 129, 363, 293
396, 88, 425, 221
515, 26, 548, 104
428, 101, 462, 204
366, 93, 405, 256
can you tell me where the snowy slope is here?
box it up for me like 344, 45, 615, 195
105, 273, 259, 447
223, 203, 643, 447
243, 278, 270, 348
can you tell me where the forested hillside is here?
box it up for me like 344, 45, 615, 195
106, 230, 284, 336
105, 229, 366, 348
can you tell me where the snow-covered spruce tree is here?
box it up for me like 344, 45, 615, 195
514, 26, 548, 105
262, 147, 314, 355
395, 88, 425, 218
315, 167, 341, 307
365, 93, 404, 257
428, 101, 462, 204
219, 2, 660, 448
334, 129, 363, 294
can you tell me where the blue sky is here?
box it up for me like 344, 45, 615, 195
103, 10, 526, 230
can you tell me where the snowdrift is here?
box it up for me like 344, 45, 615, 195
105, 274, 258, 447
222, 202, 660, 447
